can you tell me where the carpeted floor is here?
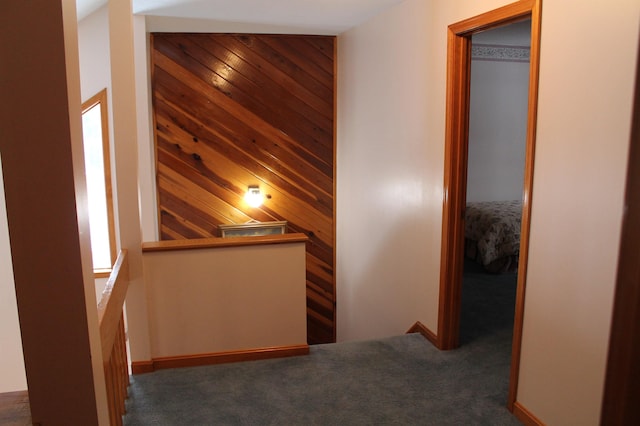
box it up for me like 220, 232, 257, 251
460, 259, 518, 345
123, 262, 520, 425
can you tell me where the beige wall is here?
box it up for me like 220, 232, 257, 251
0, 0, 118, 399
0, 3, 115, 395
336, 0, 442, 341
0, 0, 109, 422
78, 4, 156, 362
143, 243, 307, 357
337, 0, 639, 424
78, 5, 112, 102
78, 6, 113, 306
518, 1, 639, 424
335, 0, 513, 341
109, 0, 152, 363
0, 156, 27, 392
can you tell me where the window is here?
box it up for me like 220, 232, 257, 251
81, 89, 116, 277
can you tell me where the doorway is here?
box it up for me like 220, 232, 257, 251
437, 0, 542, 412
461, 18, 531, 344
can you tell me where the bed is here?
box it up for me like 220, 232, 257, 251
465, 199, 522, 273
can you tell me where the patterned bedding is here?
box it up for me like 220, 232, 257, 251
465, 200, 522, 273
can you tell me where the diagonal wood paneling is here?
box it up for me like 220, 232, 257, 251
150, 33, 335, 344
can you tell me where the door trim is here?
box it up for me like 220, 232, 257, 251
437, 0, 542, 412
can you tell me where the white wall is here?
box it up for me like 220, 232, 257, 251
1, 1, 109, 419
467, 57, 529, 202
134, 15, 158, 243
518, 1, 639, 424
78, 6, 115, 304
0, 5, 113, 396
109, 0, 152, 363
145, 15, 339, 35
467, 23, 530, 203
0, 155, 27, 393
79, 7, 157, 244
337, 0, 639, 425
0, 2, 115, 397
78, 6, 112, 103
80, 7, 158, 363
337, 0, 442, 342
336, 0, 529, 343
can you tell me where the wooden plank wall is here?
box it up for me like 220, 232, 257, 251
150, 33, 335, 344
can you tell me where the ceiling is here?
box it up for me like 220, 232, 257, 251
76, 0, 406, 34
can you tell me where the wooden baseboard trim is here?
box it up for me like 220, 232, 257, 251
131, 360, 155, 375
0, 390, 29, 401
132, 344, 310, 374
0, 390, 30, 424
513, 401, 545, 426
406, 321, 438, 346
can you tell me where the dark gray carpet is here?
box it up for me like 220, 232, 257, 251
460, 259, 518, 346
124, 264, 520, 425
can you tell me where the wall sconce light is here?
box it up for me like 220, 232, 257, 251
244, 185, 264, 208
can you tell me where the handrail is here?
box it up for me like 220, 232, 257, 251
141, 233, 308, 252
97, 249, 130, 426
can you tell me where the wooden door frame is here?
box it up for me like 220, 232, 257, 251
437, 0, 542, 412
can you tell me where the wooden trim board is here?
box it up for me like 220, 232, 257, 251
142, 233, 308, 252
406, 321, 438, 346
513, 401, 545, 426
131, 344, 310, 374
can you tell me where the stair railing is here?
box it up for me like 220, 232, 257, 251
97, 249, 130, 426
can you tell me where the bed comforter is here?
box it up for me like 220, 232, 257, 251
465, 200, 522, 273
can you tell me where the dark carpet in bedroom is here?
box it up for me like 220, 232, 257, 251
123, 264, 520, 425
460, 258, 518, 345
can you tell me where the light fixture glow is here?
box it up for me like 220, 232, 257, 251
244, 185, 264, 208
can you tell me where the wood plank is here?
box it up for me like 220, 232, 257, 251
150, 345, 310, 371
142, 233, 309, 252
259, 36, 334, 89
156, 130, 335, 246
156, 141, 334, 247
0, 391, 31, 425
159, 210, 204, 240
154, 35, 333, 149
230, 35, 334, 115
97, 251, 129, 363
153, 58, 334, 171
151, 33, 336, 344
196, 35, 332, 130
304, 36, 335, 60
154, 95, 334, 196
